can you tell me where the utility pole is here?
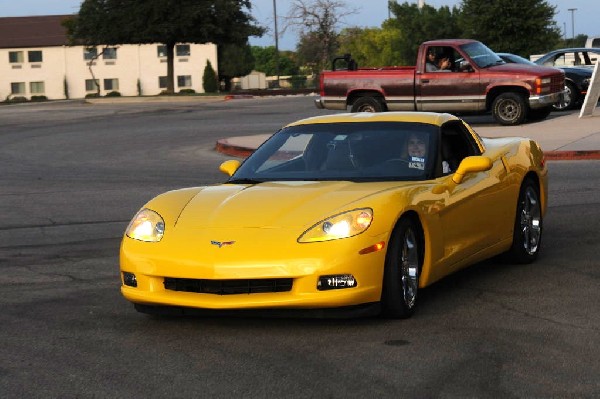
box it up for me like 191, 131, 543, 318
568, 8, 577, 40
273, 0, 280, 88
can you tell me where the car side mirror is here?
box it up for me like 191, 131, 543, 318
452, 156, 492, 184
219, 160, 241, 176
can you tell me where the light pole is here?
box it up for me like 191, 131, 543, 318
273, 0, 280, 88
568, 8, 577, 40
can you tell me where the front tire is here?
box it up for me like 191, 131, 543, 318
492, 92, 527, 125
381, 217, 423, 318
553, 82, 578, 111
351, 96, 385, 113
507, 178, 543, 263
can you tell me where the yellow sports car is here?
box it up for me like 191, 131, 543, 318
120, 112, 547, 318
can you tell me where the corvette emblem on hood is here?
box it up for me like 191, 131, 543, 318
211, 240, 236, 248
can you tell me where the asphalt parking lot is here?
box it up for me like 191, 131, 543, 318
0, 97, 599, 397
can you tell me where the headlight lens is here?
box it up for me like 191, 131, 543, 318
125, 208, 165, 242
298, 208, 373, 243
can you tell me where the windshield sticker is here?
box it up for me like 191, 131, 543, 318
409, 156, 425, 170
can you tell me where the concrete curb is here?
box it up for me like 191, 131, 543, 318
216, 137, 600, 161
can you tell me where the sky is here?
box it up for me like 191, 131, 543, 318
1, 0, 598, 51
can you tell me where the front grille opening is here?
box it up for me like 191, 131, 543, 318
164, 277, 293, 295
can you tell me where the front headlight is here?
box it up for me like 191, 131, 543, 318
125, 208, 165, 242
298, 208, 373, 243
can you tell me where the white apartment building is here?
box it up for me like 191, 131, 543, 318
0, 15, 218, 100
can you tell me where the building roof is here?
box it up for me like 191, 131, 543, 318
0, 15, 73, 49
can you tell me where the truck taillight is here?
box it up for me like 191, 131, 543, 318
319, 73, 325, 96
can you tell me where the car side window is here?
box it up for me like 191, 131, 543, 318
438, 121, 481, 176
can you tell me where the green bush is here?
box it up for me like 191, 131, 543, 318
290, 75, 307, 89
7, 96, 28, 103
203, 60, 218, 93
85, 93, 100, 98
178, 88, 196, 95
105, 91, 121, 97
30, 95, 48, 102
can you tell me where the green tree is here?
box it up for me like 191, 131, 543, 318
389, 2, 462, 65
219, 42, 255, 91
64, 0, 264, 94
251, 46, 299, 76
286, 0, 358, 72
459, 0, 561, 56
558, 34, 588, 50
338, 24, 403, 68
203, 60, 218, 93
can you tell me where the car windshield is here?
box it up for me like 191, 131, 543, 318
461, 42, 505, 68
229, 122, 438, 183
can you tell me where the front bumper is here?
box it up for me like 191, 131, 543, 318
529, 89, 566, 109
314, 98, 325, 109
120, 232, 388, 311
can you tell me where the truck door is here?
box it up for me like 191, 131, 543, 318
416, 46, 484, 113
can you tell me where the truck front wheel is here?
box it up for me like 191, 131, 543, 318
492, 93, 527, 125
351, 96, 385, 113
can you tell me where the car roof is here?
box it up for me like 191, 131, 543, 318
285, 112, 460, 128
543, 47, 600, 54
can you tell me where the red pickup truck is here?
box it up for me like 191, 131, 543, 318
315, 39, 565, 125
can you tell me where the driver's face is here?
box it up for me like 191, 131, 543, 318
408, 137, 427, 157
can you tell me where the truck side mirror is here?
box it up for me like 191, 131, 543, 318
459, 60, 474, 72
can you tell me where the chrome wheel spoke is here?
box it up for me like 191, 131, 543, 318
521, 187, 541, 255
400, 229, 418, 308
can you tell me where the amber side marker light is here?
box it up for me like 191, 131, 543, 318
359, 241, 386, 255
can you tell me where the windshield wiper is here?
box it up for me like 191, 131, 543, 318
227, 178, 263, 185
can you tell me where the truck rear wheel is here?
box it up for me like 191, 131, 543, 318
492, 92, 527, 125
351, 96, 385, 113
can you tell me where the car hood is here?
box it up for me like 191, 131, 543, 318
174, 180, 404, 230
557, 66, 593, 76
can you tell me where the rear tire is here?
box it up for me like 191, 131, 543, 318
507, 178, 543, 264
492, 92, 527, 125
351, 96, 385, 113
381, 217, 423, 318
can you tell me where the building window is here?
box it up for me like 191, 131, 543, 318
30, 82, 45, 94
85, 79, 99, 92
28, 51, 43, 63
159, 76, 168, 89
11, 82, 26, 95
103, 78, 119, 91
9, 51, 24, 63
84, 47, 98, 60
177, 75, 192, 87
103, 47, 117, 60
176, 44, 190, 57
157, 45, 167, 57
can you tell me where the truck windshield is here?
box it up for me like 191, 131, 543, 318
460, 42, 505, 68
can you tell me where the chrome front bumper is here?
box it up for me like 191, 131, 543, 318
314, 98, 325, 109
529, 89, 566, 109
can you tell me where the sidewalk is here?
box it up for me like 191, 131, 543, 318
216, 110, 600, 160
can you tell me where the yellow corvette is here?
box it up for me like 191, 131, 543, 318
120, 112, 547, 318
